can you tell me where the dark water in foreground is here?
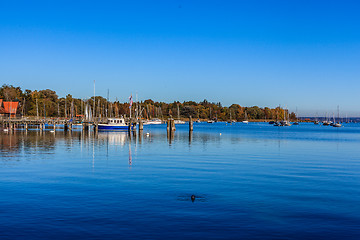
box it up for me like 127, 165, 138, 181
1, 122, 360, 239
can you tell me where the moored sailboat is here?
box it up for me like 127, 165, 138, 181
332, 106, 342, 127
174, 105, 185, 124
242, 111, 249, 124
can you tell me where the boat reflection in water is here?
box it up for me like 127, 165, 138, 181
97, 131, 128, 146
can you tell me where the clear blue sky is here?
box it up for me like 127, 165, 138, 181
1, 0, 359, 116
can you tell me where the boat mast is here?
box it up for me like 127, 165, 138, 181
177, 104, 180, 120
136, 92, 139, 121
93, 80, 96, 121
36, 98, 39, 119
107, 89, 109, 118
71, 100, 74, 119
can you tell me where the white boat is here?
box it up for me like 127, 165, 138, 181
98, 118, 133, 131
242, 111, 249, 124
282, 120, 291, 126
228, 110, 235, 123
207, 107, 215, 123
332, 106, 342, 127
175, 105, 185, 124
174, 119, 185, 124
143, 118, 163, 125
275, 107, 292, 126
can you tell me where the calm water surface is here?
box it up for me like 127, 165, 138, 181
1, 122, 360, 239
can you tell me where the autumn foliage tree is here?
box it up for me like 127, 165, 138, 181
0, 84, 296, 120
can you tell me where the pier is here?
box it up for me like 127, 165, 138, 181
0, 118, 96, 132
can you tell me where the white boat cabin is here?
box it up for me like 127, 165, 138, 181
107, 118, 126, 125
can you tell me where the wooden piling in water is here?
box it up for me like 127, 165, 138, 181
189, 116, 193, 131
139, 120, 143, 131
128, 121, 132, 134
167, 118, 176, 132
171, 119, 176, 131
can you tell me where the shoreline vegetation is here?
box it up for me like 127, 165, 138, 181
0, 84, 296, 122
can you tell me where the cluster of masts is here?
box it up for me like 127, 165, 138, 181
313, 106, 342, 127
26, 83, 347, 129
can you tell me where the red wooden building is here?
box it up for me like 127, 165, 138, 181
0, 99, 19, 118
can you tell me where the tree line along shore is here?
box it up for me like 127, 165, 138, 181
0, 84, 296, 122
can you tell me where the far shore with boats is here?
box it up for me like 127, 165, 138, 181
1, 84, 357, 131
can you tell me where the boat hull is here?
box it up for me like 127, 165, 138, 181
98, 124, 133, 131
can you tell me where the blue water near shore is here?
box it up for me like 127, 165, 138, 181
1, 122, 360, 239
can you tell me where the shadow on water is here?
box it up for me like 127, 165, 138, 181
177, 194, 207, 202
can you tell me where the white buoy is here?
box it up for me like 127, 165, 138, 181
220, 133, 222, 136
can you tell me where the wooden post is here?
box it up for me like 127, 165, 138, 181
167, 119, 170, 132
128, 121, 132, 134
171, 119, 176, 131
64, 123, 68, 131
138, 120, 143, 131
189, 116, 193, 131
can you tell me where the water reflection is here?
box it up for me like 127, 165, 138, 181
1, 130, 57, 156
1, 123, 360, 239
128, 141, 132, 167
0, 131, 18, 151
167, 130, 175, 145
2, 123, 360, 160
97, 132, 128, 146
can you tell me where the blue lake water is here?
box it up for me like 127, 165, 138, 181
1, 122, 360, 239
